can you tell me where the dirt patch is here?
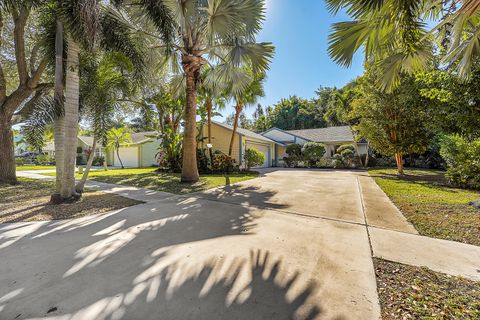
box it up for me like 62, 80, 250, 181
374, 258, 480, 319
0, 178, 142, 223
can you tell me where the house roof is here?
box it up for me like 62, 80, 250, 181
212, 121, 281, 144
285, 126, 355, 143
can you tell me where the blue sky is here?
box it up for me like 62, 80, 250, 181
215, 0, 364, 120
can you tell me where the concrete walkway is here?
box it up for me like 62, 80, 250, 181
1, 169, 479, 320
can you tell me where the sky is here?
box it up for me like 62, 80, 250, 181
215, 0, 364, 121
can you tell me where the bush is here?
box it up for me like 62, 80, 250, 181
92, 156, 105, 166
212, 151, 236, 173
15, 157, 27, 166
302, 142, 326, 167
76, 155, 85, 165
244, 148, 265, 170
337, 144, 355, 154
316, 158, 335, 168
196, 148, 209, 173
440, 135, 480, 189
286, 143, 302, 157
35, 154, 54, 165
340, 149, 354, 166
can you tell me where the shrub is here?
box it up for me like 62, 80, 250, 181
196, 148, 209, 173
286, 143, 302, 157
340, 149, 354, 166
212, 151, 236, 173
302, 142, 326, 166
76, 155, 85, 165
15, 157, 27, 166
440, 135, 480, 189
337, 144, 355, 154
35, 154, 54, 165
92, 156, 105, 166
284, 143, 303, 167
76, 146, 83, 154
244, 148, 265, 170
316, 158, 335, 168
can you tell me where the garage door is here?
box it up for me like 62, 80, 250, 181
114, 146, 139, 167
245, 142, 270, 168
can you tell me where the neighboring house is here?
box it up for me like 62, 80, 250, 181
43, 136, 106, 164
13, 134, 28, 155
261, 126, 368, 165
106, 132, 160, 168
201, 121, 284, 168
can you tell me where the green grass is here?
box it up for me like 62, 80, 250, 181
43, 167, 260, 194
369, 168, 480, 246
16, 165, 56, 171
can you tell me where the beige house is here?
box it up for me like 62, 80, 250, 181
43, 136, 106, 165
201, 121, 284, 168
106, 132, 160, 168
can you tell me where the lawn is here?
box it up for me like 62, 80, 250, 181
16, 165, 56, 171
369, 168, 480, 246
375, 258, 480, 319
0, 178, 142, 223
43, 168, 260, 194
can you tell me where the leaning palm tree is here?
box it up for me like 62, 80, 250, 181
106, 127, 132, 169
326, 0, 480, 90
131, 0, 274, 182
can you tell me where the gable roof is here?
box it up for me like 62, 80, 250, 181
286, 126, 354, 143
129, 131, 158, 145
212, 121, 281, 144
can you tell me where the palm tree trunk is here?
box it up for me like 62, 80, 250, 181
116, 147, 124, 169
0, 113, 16, 184
60, 38, 80, 199
181, 68, 200, 182
75, 137, 96, 193
228, 102, 242, 156
53, 20, 65, 196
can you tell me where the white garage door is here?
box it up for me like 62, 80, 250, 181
114, 146, 139, 168
245, 142, 270, 168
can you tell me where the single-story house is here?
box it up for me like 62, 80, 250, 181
43, 132, 160, 168
201, 121, 284, 168
202, 122, 367, 168
261, 126, 368, 165
106, 131, 160, 168
43, 136, 107, 164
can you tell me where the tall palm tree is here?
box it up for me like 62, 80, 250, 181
132, 0, 274, 182
327, 0, 480, 90
106, 127, 132, 169
228, 72, 265, 157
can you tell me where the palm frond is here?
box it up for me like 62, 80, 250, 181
225, 40, 274, 74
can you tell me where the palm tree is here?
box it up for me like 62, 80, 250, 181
326, 0, 480, 90
228, 72, 265, 157
133, 0, 274, 182
106, 127, 132, 169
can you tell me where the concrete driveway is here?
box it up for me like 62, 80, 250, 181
7, 168, 476, 320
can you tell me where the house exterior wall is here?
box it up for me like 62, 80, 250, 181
140, 140, 161, 167
203, 124, 241, 164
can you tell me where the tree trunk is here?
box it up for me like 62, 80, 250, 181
60, 38, 80, 199
76, 137, 96, 193
116, 147, 124, 169
228, 102, 242, 157
180, 68, 200, 182
395, 152, 404, 175
53, 20, 65, 195
0, 115, 16, 184
364, 142, 370, 167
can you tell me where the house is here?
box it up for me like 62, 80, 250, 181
106, 131, 160, 168
43, 136, 106, 164
201, 121, 284, 168
261, 126, 368, 165
43, 132, 161, 168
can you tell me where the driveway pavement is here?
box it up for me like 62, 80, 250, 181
1, 169, 479, 320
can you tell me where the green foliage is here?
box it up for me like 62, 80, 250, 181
15, 158, 27, 166
35, 154, 54, 166
352, 66, 430, 160
302, 142, 326, 166
212, 151, 236, 173
157, 128, 182, 172
440, 135, 480, 190
196, 149, 209, 173
264, 96, 324, 130
286, 143, 302, 157
337, 144, 355, 153
244, 148, 265, 170
92, 156, 105, 166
